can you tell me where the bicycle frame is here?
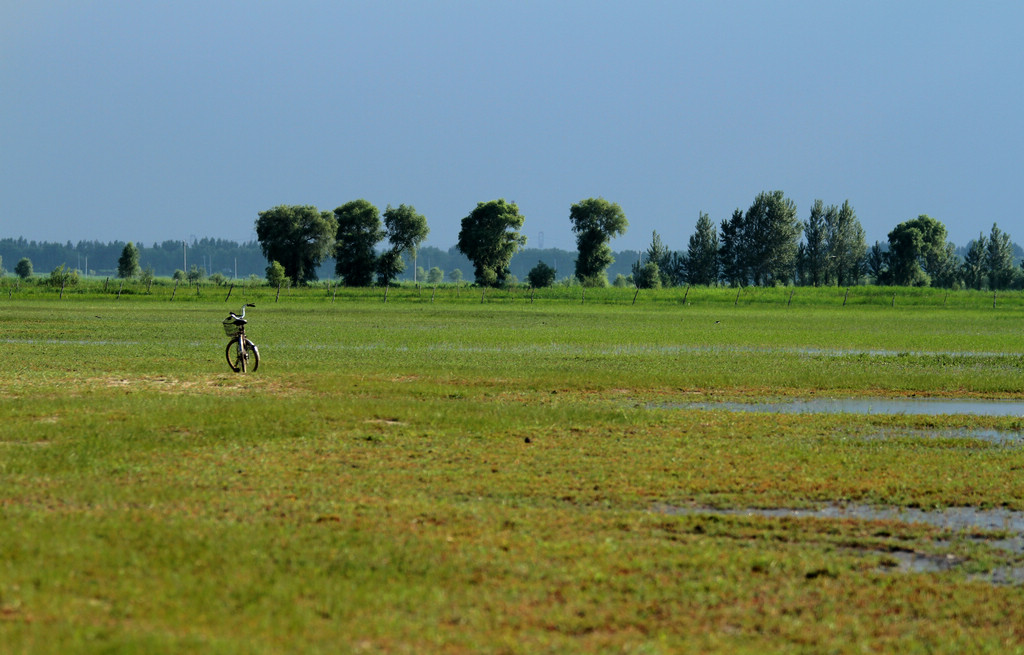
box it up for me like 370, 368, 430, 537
225, 303, 259, 373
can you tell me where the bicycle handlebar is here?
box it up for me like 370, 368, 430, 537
232, 303, 256, 319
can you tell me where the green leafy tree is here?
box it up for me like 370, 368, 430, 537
186, 264, 205, 285
828, 200, 867, 286
961, 233, 987, 290
633, 261, 662, 289
867, 242, 888, 284
801, 200, 832, 286
265, 260, 287, 288
685, 212, 719, 285
744, 190, 801, 285
526, 261, 556, 288
172, 269, 186, 282
15, 257, 32, 279
569, 197, 628, 286
986, 223, 1015, 290
255, 205, 337, 285
426, 266, 444, 285
631, 231, 672, 288
48, 264, 78, 288
718, 210, 746, 286
448, 268, 463, 285
886, 215, 952, 287
117, 241, 141, 279
334, 199, 383, 287
377, 204, 430, 286
140, 266, 155, 289
456, 199, 527, 287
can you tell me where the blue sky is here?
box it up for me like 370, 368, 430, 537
2, 1, 1021, 253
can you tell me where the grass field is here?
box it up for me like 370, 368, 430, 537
3, 283, 1024, 653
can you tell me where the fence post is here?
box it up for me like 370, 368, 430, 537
225, 284, 234, 302
276, 282, 282, 302
787, 289, 794, 307
117, 280, 124, 300
682, 285, 690, 305
843, 287, 849, 306
632, 288, 640, 305
171, 279, 178, 300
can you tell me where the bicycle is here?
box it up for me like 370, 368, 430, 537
223, 303, 260, 373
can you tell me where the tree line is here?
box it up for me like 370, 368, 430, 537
251, 193, 1023, 291
4, 191, 1021, 290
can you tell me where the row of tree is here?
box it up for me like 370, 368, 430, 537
4, 191, 1022, 289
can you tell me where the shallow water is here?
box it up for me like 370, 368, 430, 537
674, 397, 1024, 417
654, 501, 1024, 583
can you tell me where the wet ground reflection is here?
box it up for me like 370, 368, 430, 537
654, 502, 1024, 584
675, 397, 1024, 417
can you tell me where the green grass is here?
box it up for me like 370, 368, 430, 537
3, 288, 1024, 652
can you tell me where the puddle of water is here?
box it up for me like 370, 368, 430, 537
654, 502, 1024, 538
672, 398, 1024, 418
860, 427, 1024, 445
654, 502, 1024, 584
656, 502, 1024, 583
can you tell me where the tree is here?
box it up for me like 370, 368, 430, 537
378, 204, 429, 285
866, 242, 888, 284
986, 223, 1015, 291
186, 264, 205, 286
117, 241, 141, 279
885, 215, 952, 287
801, 200, 832, 286
448, 268, 463, 285
526, 261, 556, 288
632, 231, 673, 288
334, 199, 382, 287
426, 267, 444, 285
15, 257, 32, 279
265, 260, 287, 288
685, 212, 719, 285
569, 197, 628, 286
744, 190, 801, 285
456, 199, 527, 287
828, 200, 867, 286
48, 264, 78, 288
633, 261, 662, 289
255, 205, 337, 285
961, 233, 988, 290
718, 210, 746, 286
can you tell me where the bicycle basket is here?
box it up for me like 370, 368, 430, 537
222, 318, 243, 338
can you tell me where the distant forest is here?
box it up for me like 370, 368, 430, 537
0, 237, 642, 284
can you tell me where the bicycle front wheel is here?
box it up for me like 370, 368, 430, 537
226, 338, 260, 373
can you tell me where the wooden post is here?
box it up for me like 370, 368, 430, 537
104, 277, 109, 292
632, 288, 640, 305
225, 284, 234, 302
60, 280, 66, 300
682, 285, 690, 304
735, 287, 741, 306
431, 285, 437, 302
171, 279, 178, 300
117, 280, 123, 299
994, 290, 997, 309
787, 289, 794, 307
480, 287, 486, 304
891, 292, 896, 307
843, 287, 849, 306
581, 287, 585, 304
383, 284, 389, 303
332, 281, 337, 303
275, 282, 282, 302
